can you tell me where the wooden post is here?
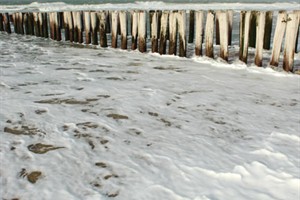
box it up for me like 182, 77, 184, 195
106, 11, 111, 33
42, 13, 48, 38
63, 11, 70, 41
283, 12, 299, 72
159, 11, 169, 55
33, 12, 40, 37
17, 13, 24, 35
38, 12, 43, 37
4, 13, 11, 34
90, 12, 98, 45
263, 11, 273, 50
73, 11, 83, 43
215, 11, 220, 45
24, 13, 29, 35
150, 11, 158, 53
254, 11, 266, 67
169, 11, 178, 55
0, 14, 3, 31
227, 10, 233, 46
270, 11, 287, 67
84, 11, 91, 44
294, 11, 300, 53
219, 11, 229, 61
195, 10, 204, 56
119, 11, 127, 49
99, 11, 108, 47
28, 13, 35, 36
111, 11, 118, 48
205, 11, 215, 58
249, 11, 257, 48
12, 13, 17, 33
239, 11, 252, 63
131, 11, 138, 50
138, 11, 147, 53
157, 10, 162, 39
64, 12, 73, 42
55, 12, 61, 41
178, 10, 186, 57
188, 10, 195, 43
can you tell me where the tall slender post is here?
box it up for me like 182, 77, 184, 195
4, 13, 11, 34
294, 11, 300, 53
178, 10, 186, 57
270, 11, 287, 67
227, 10, 233, 46
55, 12, 61, 41
18, 13, 24, 35
138, 11, 147, 53
239, 11, 252, 63
159, 11, 169, 55
33, 12, 40, 37
63, 11, 70, 41
249, 11, 257, 48
157, 10, 162, 39
99, 11, 108, 47
131, 11, 138, 50
188, 10, 195, 43
205, 11, 215, 58
65, 12, 73, 42
28, 13, 35, 36
254, 11, 266, 67
90, 12, 98, 45
263, 11, 273, 50
219, 11, 229, 61
283, 12, 299, 72
169, 11, 178, 55
195, 10, 204, 56
38, 12, 44, 37
215, 11, 220, 45
150, 11, 158, 53
42, 13, 48, 38
24, 13, 30, 35
0, 14, 4, 31
111, 11, 118, 48
119, 11, 127, 49
84, 11, 91, 44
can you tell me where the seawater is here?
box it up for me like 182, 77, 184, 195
0, 0, 298, 5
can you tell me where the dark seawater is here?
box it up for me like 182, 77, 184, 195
0, 0, 298, 5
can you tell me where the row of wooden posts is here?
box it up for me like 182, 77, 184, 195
0, 10, 299, 72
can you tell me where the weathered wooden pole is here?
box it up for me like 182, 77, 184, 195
0, 14, 3, 31
159, 11, 169, 55
239, 11, 252, 63
4, 13, 11, 33
12, 13, 18, 33
90, 12, 98, 45
215, 11, 220, 45
270, 11, 287, 67
73, 11, 83, 43
38, 12, 44, 37
227, 10, 233, 46
98, 11, 108, 47
168, 11, 178, 55
219, 11, 229, 61
138, 11, 147, 53
106, 11, 111, 33
33, 12, 40, 37
283, 12, 299, 72
119, 11, 127, 49
42, 12, 48, 38
188, 10, 195, 43
55, 12, 61, 41
24, 13, 30, 35
263, 11, 273, 50
249, 11, 257, 48
157, 10, 162, 39
20, 13, 25, 35
150, 11, 158, 53
205, 11, 215, 58
63, 11, 70, 41
84, 11, 91, 44
178, 10, 187, 57
131, 11, 138, 50
254, 11, 266, 67
195, 10, 204, 56
294, 11, 300, 53
64, 12, 73, 42
28, 13, 35, 36
111, 11, 118, 48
